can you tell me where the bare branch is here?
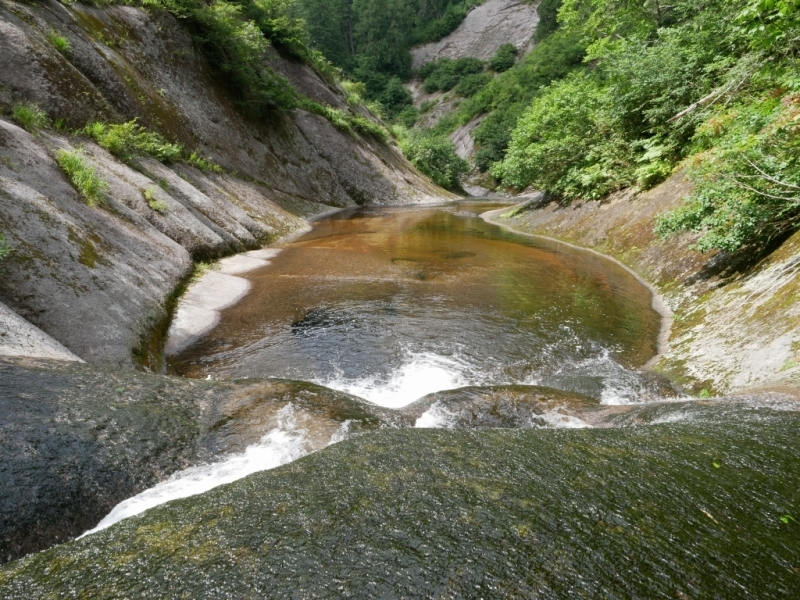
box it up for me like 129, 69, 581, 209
742, 155, 800, 189
728, 175, 800, 203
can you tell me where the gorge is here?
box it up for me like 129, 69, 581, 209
1, 0, 799, 597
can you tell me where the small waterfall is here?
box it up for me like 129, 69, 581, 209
81, 405, 350, 537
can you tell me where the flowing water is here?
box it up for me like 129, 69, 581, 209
168, 203, 666, 406
86, 202, 671, 532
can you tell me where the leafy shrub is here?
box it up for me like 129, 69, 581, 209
413, 3, 468, 45
492, 72, 635, 199
454, 72, 492, 97
145, 0, 298, 113
12, 103, 49, 132
380, 77, 413, 118
394, 106, 419, 128
85, 120, 183, 162
187, 151, 223, 172
443, 29, 586, 172
341, 80, 367, 106
419, 99, 437, 113
47, 30, 72, 54
420, 57, 485, 93
488, 43, 517, 73
534, 0, 563, 42
657, 92, 800, 253
56, 149, 108, 206
350, 116, 390, 142
301, 100, 351, 131
400, 132, 468, 190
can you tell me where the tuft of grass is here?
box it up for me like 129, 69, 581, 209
350, 116, 390, 142
186, 151, 223, 173
84, 120, 182, 163
47, 30, 71, 54
56, 149, 108, 206
158, 178, 169, 190
142, 187, 168, 214
12, 103, 49, 132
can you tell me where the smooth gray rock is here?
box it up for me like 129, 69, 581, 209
411, 0, 540, 69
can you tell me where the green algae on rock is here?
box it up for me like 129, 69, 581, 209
1, 400, 798, 598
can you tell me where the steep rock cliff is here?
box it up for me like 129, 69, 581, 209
0, 0, 450, 368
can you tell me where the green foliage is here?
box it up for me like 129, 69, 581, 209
534, 0, 563, 42
420, 57, 485, 93
12, 103, 49, 132
142, 188, 168, 213
301, 99, 389, 140
56, 149, 108, 206
453, 72, 491, 97
456, 29, 586, 171
296, 0, 482, 75
145, 0, 298, 113
492, 72, 635, 199
350, 115, 390, 141
656, 92, 800, 253
186, 151, 223, 173
736, 0, 800, 54
47, 30, 72, 54
488, 43, 517, 73
341, 80, 367, 106
0, 233, 10, 261
85, 120, 183, 162
400, 131, 468, 190
302, 100, 352, 131
393, 106, 419, 128
491, 2, 757, 199
379, 76, 413, 118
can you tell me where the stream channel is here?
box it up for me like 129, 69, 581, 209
7, 203, 800, 598
85, 202, 674, 532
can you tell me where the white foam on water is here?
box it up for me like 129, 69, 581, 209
81, 405, 350, 537
317, 351, 473, 408
414, 402, 458, 428
535, 408, 592, 429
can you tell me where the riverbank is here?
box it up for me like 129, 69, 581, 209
482, 172, 800, 395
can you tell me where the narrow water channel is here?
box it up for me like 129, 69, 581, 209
168, 203, 665, 406
84, 202, 674, 534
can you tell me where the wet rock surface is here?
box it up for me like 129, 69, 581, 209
2, 399, 798, 598
403, 384, 596, 428
0, 358, 393, 563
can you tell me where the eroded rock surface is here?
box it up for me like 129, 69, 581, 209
0, 357, 394, 563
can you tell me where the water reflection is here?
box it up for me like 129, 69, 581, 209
169, 204, 666, 406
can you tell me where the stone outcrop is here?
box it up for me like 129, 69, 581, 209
0, 0, 450, 368
410, 0, 540, 70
